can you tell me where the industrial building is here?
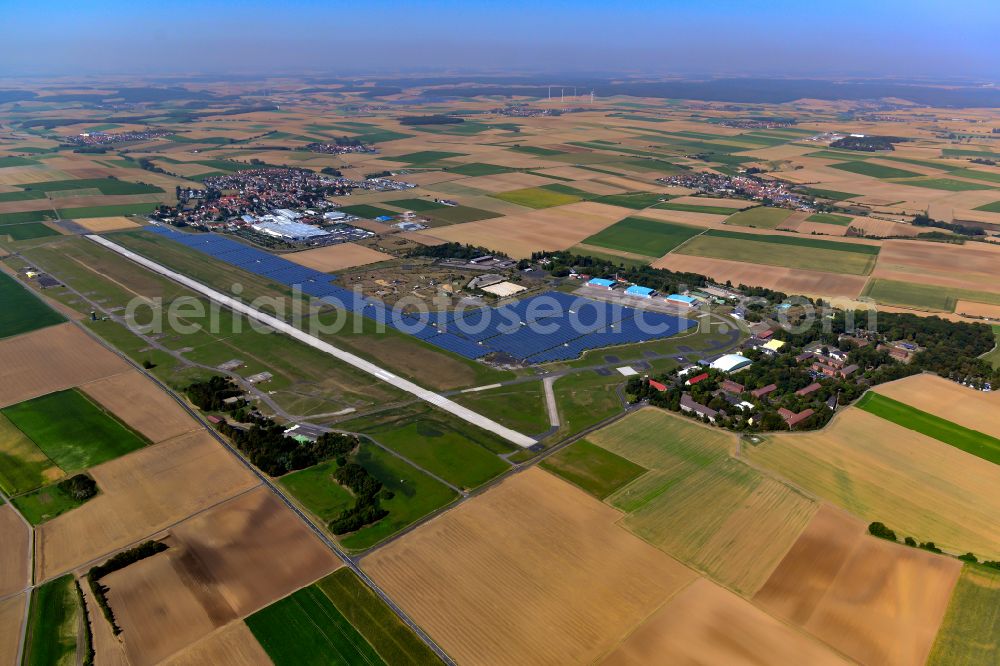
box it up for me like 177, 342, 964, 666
625, 285, 656, 298
710, 354, 753, 373
666, 293, 696, 307
587, 277, 617, 290
251, 220, 330, 241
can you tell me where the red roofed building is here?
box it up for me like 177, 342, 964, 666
721, 380, 745, 394
779, 408, 815, 429
685, 372, 709, 386
758, 329, 774, 340
648, 379, 668, 392
751, 383, 777, 399
795, 382, 821, 397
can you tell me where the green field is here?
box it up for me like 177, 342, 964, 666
983, 326, 1000, 369
444, 162, 515, 176
0, 270, 65, 340
422, 205, 502, 225
582, 217, 702, 257
861, 278, 1000, 312
1, 389, 148, 472
0, 210, 55, 226
279, 460, 355, 522
246, 585, 386, 666
796, 187, 859, 201
3, 221, 60, 240
653, 201, 746, 215
452, 382, 551, 436
0, 189, 46, 203
0, 156, 36, 167
56, 203, 159, 219
942, 148, 1000, 159
805, 212, 853, 225
829, 161, 922, 179
336, 204, 400, 219
724, 206, 792, 229
934, 168, 1000, 184
22, 575, 81, 666
383, 198, 446, 212
928, 565, 1000, 666
338, 407, 511, 490
340, 443, 458, 551
586, 409, 815, 594
540, 439, 647, 499
591, 192, 670, 209
505, 145, 564, 157
18, 177, 163, 195
316, 569, 442, 665
490, 186, 581, 208
0, 413, 60, 495
858, 392, 1000, 465
12, 479, 95, 524
973, 200, 1000, 213
894, 178, 994, 191
677, 229, 879, 275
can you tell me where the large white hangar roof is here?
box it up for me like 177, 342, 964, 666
710, 354, 753, 372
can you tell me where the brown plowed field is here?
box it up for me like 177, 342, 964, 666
36, 430, 260, 580
756, 505, 960, 666
284, 243, 393, 272
872, 239, 1000, 294
0, 505, 29, 597
0, 323, 130, 408
602, 578, 849, 665
363, 467, 696, 666
80, 370, 200, 443
161, 622, 271, 666
0, 595, 25, 666
105, 487, 339, 665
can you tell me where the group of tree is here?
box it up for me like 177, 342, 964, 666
830, 135, 905, 151
410, 242, 509, 261
57, 473, 98, 501
912, 212, 986, 237
533, 250, 710, 295
218, 414, 360, 476
329, 463, 392, 535
868, 522, 1000, 569
185, 376, 244, 412
87, 541, 169, 635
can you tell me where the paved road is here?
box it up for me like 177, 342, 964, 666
87, 234, 537, 449
542, 376, 560, 427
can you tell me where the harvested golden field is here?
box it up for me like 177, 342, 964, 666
848, 216, 921, 237
363, 467, 696, 666
652, 253, 868, 299
872, 239, 1000, 294
587, 409, 816, 595
0, 165, 71, 185
80, 573, 129, 666
36, 430, 260, 580
413, 201, 626, 258
71, 216, 140, 232
794, 220, 849, 236
873, 374, 1000, 439
745, 408, 1000, 559
106, 487, 338, 665
0, 595, 25, 666
603, 578, 849, 666
0, 323, 130, 408
0, 505, 29, 597
284, 243, 393, 272
161, 622, 271, 666
955, 299, 1000, 318
80, 370, 200, 443
456, 171, 556, 192
756, 505, 960, 666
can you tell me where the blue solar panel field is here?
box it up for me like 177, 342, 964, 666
146, 226, 697, 364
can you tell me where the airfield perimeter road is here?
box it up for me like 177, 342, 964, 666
86, 234, 537, 449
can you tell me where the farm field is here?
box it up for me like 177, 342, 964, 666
0, 596, 25, 666
653, 201, 743, 215
724, 206, 794, 228
540, 438, 647, 499
284, 243, 393, 271
674, 229, 880, 275
0, 270, 65, 340
806, 212, 853, 225
754, 504, 960, 666
2, 388, 148, 472
746, 408, 1000, 559
0, 412, 61, 495
581, 216, 702, 257
583, 409, 816, 594
35, 429, 260, 580
857, 392, 1000, 464
161, 622, 271, 666
449, 381, 551, 435
22, 575, 83, 666
104, 487, 339, 665
829, 160, 923, 179
79, 371, 200, 443
872, 374, 1000, 439
603, 577, 849, 665
0, 504, 29, 597
862, 278, 1000, 311
490, 185, 582, 208
2, 221, 60, 240
927, 565, 1000, 666
0, 323, 130, 408
363, 467, 696, 665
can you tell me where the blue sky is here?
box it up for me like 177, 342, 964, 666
3, 0, 998, 78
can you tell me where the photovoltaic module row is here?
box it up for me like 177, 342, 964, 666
146, 226, 696, 363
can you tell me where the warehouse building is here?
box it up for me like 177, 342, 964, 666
666, 293, 697, 307
710, 354, 753, 373
587, 277, 617, 290
625, 285, 656, 298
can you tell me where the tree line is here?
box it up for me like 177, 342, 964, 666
87, 540, 169, 635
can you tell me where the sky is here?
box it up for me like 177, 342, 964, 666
3, 0, 999, 80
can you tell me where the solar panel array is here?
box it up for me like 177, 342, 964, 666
147, 226, 696, 364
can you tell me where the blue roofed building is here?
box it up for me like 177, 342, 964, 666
587, 277, 617, 289
625, 285, 656, 298
666, 293, 697, 306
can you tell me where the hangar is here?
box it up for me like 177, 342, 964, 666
710, 354, 753, 373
